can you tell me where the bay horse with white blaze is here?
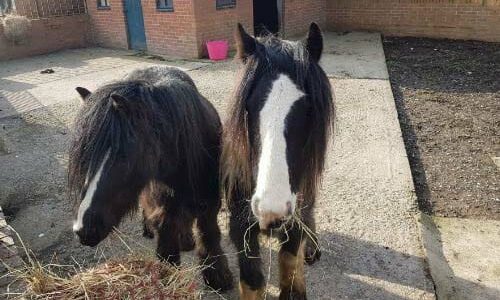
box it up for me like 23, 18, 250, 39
69, 66, 233, 291
222, 24, 334, 299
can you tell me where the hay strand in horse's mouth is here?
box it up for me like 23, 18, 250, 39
292, 207, 320, 257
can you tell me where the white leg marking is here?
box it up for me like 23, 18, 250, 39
73, 149, 111, 232
252, 74, 305, 217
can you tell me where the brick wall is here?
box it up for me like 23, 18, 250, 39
283, 0, 327, 37
86, 0, 500, 58
87, 0, 128, 49
193, 0, 253, 57
327, 0, 500, 42
86, 0, 253, 58
141, 0, 198, 58
0, 15, 88, 61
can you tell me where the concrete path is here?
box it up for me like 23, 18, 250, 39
308, 32, 435, 299
0, 48, 208, 119
0, 34, 436, 299
421, 215, 500, 300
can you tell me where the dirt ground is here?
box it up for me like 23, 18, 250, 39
383, 37, 500, 220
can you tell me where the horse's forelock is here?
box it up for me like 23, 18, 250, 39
68, 81, 153, 204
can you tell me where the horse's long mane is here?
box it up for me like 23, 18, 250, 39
222, 34, 334, 204
69, 72, 207, 203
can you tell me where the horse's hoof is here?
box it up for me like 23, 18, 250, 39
202, 259, 234, 292
304, 242, 321, 265
179, 231, 195, 251
279, 290, 307, 300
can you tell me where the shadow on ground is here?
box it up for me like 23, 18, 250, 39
389, 83, 433, 214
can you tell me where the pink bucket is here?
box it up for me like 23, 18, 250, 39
206, 40, 229, 61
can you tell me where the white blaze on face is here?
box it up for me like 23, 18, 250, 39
251, 74, 305, 219
72, 150, 111, 232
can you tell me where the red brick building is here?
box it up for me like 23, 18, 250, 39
86, 0, 499, 59
2, 0, 497, 60
86, 0, 329, 58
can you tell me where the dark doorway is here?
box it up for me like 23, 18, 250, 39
253, 0, 279, 36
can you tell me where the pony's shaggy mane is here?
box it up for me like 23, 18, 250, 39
222, 33, 334, 206
68, 75, 207, 205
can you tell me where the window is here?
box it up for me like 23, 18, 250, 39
157, 0, 173, 11
97, 0, 109, 9
216, 0, 236, 10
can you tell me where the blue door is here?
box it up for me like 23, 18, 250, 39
124, 0, 147, 50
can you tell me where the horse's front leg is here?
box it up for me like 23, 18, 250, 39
142, 210, 155, 239
156, 211, 181, 265
279, 224, 307, 300
230, 208, 265, 299
301, 204, 321, 265
196, 203, 233, 291
178, 215, 195, 251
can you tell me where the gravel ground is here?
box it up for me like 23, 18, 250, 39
384, 37, 500, 220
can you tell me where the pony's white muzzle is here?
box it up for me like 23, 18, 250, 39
251, 195, 295, 230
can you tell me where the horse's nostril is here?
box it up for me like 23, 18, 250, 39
74, 225, 96, 239
74, 226, 102, 247
74, 229, 84, 241
75, 227, 87, 237
268, 219, 284, 229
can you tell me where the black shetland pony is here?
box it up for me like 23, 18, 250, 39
222, 24, 333, 299
69, 66, 232, 291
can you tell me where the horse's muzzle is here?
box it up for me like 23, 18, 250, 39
74, 226, 103, 247
252, 197, 293, 230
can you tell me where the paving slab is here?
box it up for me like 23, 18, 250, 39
420, 215, 500, 300
320, 32, 389, 80
307, 76, 434, 299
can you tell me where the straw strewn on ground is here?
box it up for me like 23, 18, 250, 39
3, 253, 201, 299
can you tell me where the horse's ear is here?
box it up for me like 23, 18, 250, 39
304, 22, 323, 62
110, 93, 128, 111
75, 87, 91, 102
235, 23, 256, 61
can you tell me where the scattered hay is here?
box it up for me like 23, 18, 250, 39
15, 255, 199, 299
4, 254, 201, 299
1, 230, 202, 299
